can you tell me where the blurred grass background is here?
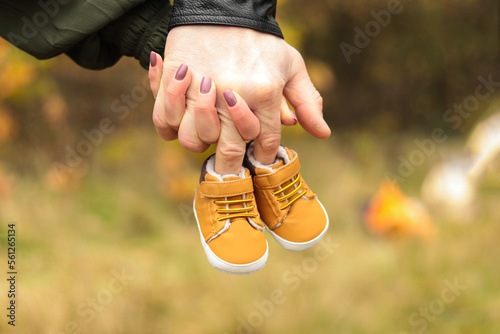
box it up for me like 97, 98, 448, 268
1, 0, 500, 333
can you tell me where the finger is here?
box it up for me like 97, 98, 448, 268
214, 118, 247, 175
176, 77, 211, 153
283, 56, 331, 139
224, 90, 260, 141
214, 90, 248, 175
280, 96, 298, 126
152, 82, 178, 141
195, 76, 220, 144
152, 63, 191, 141
149, 51, 163, 98
177, 108, 211, 153
251, 86, 283, 165
163, 63, 191, 130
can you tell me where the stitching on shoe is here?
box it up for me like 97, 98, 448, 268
209, 200, 216, 240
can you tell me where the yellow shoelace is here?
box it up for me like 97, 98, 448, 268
273, 175, 304, 210
215, 198, 258, 221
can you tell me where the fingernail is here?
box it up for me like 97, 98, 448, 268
150, 51, 157, 67
223, 90, 237, 107
200, 76, 211, 94
290, 109, 298, 123
175, 63, 188, 80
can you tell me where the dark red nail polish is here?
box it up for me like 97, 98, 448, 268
223, 90, 237, 107
150, 51, 157, 67
175, 63, 188, 80
200, 76, 211, 94
290, 109, 298, 122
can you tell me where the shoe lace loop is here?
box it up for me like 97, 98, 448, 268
215, 198, 258, 221
273, 175, 304, 210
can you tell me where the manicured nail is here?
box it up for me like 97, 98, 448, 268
149, 51, 157, 67
175, 63, 188, 80
200, 76, 211, 94
223, 90, 237, 107
290, 109, 298, 123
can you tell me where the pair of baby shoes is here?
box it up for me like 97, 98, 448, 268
193, 143, 329, 274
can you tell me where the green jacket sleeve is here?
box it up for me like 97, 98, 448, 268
0, 0, 171, 70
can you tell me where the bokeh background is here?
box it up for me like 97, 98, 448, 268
1, 0, 500, 333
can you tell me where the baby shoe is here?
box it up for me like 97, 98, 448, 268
193, 155, 268, 274
244, 143, 329, 251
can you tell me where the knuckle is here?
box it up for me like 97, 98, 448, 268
152, 113, 177, 141
313, 90, 323, 106
229, 107, 250, 124
197, 122, 220, 144
152, 111, 167, 130
195, 102, 215, 115
217, 143, 246, 162
165, 84, 180, 100
257, 134, 281, 153
255, 80, 282, 100
161, 103, 182, 130
242, 127, 260, 141
178, 135, 207, 153
200, 132, 219, 144
294, 89, 323, 112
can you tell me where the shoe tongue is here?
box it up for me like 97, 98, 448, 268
255, 159, 285, 175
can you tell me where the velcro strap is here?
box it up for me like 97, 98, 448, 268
199, 177, 254, 198
253, 155, 301, 189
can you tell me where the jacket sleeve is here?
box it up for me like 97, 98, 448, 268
79, 0, 171, 70
168, 0, 283, 39
0, 0, 171, 70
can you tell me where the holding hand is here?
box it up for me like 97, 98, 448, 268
149, 26, 330, 174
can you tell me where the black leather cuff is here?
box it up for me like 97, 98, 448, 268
169, 0, 283, 39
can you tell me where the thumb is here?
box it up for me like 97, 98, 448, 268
283, 57, 331, 139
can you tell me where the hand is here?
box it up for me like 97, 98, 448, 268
150, 54, 262, 173
150, 26, 330, 173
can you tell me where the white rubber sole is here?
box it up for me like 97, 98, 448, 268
193, 200, 268, 275
265, 199, 330, 252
